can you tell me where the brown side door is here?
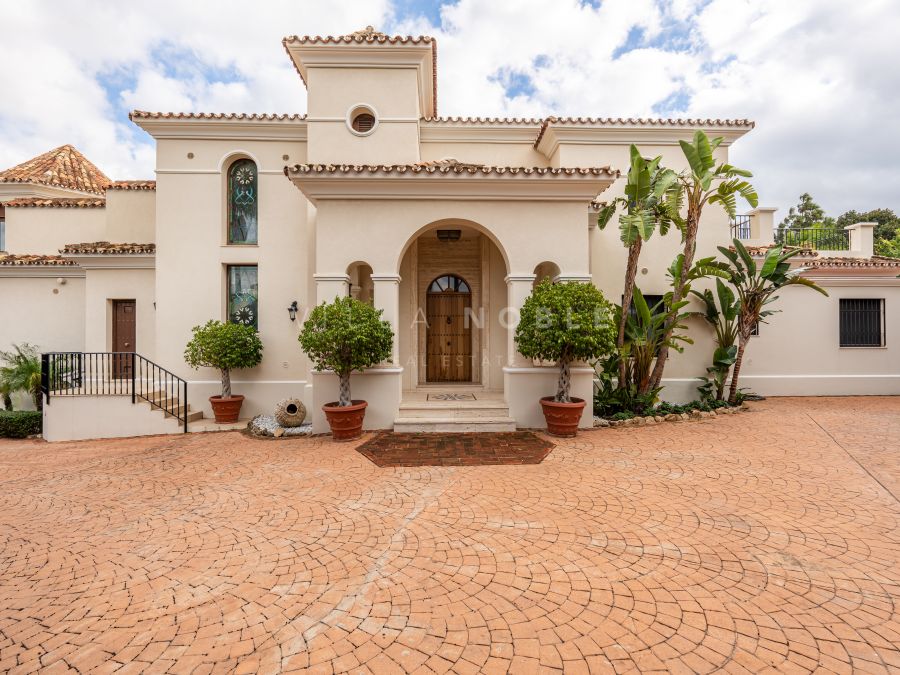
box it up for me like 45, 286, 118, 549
426, 292, 472, 382
112, 300, 136, 378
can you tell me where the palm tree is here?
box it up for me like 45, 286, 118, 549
598, 145, 680, 388
717, 240, 828, 403
0, 343, 43, 411
648, 130, 758, 391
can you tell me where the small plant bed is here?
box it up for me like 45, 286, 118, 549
593, 399, 751, 428
247, 415, 312, 439
0, 410, 42, 438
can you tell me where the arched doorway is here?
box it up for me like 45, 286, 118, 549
426, 274, 472, 382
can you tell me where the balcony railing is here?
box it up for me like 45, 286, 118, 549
776, 227, 850, 251
730, 215, 752, 240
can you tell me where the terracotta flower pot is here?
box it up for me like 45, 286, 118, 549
540, 396, 586, 437
209, 394, 244, 423
323, 400, 368, 441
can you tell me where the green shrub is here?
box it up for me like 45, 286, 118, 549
0, 410, 42, 438
609, 411, 635, 421
516, 280, 616, 403
298, 297, 394, 407
184, 320, 263, 399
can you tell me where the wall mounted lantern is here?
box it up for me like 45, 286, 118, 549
287, 301, 299, 321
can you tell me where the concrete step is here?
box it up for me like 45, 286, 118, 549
393, 416, 517, 433
140, 398, 204, 423
398, 401, 510, 419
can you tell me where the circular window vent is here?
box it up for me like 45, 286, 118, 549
346, 105, 378, 136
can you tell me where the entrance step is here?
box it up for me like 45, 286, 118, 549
398, 400, 511, 419
141, 391, 204, 423
393, 416, 517, 433
394, 395, 515, 432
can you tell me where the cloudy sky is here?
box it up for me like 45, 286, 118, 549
1, 0, 897, 219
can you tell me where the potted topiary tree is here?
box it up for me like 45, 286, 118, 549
184, 320, 263, 423
515, 280, 616, 436
298, 296, 393, 441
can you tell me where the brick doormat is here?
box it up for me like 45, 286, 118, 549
357, 432, 554, 467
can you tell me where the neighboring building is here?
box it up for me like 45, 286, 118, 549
0, 27, 896, 441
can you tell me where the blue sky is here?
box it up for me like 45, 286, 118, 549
1, 0, 899, 218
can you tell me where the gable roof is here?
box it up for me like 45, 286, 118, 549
0, 145, 111, 195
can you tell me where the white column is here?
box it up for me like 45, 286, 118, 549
505, 274, 536, 367
747, 207, 777, 244
314, 274, 350, 303
371, 274, 401, 365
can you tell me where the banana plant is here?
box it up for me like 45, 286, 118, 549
649, 130, 758, 391
691, 278, 740, 400
598, 145, 681, 388
718, 240, 828, 403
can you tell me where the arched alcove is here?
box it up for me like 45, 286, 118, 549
346, 261, 374, 305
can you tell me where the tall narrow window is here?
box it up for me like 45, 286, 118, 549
840, 298, 885, 347
0, 217, 5, 251
227, 265, 259, 329
228, 159, 258, 244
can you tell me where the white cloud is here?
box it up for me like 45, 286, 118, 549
0, 0, 898, 217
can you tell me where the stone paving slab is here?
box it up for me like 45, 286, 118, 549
357, 431, 554, 466
0, 397, 899, 673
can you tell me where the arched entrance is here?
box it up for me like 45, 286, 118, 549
426, 274, 472, 382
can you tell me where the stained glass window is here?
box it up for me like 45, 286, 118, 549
228, 265, 258, 329
428, 275, 470, 293
228, 159, 258, 244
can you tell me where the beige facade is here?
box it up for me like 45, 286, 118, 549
1, 26, 898, 438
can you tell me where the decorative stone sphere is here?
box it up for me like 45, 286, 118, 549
274, 398, 306, 427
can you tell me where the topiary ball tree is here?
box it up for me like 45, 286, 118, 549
298, 296, 394, 407
184, 320, 263, 399
515, 280, 617, 403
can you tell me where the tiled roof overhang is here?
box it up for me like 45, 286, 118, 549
60, 242, 156, 255
0, 254, 77, 266
3, 198, 105, 208
108, 181, 156, 190
284, 161, 619, 204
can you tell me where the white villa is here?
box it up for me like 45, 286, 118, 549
0, 27, 897, 441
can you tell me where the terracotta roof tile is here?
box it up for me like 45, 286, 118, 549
0, 145, 111, 195
60, 242, 155, 255
741, 244, 818, 257
804, 255, 900, 269
534, 116, 755, 148
108, 180, 156, 190
422, 116, 544, 125
0, 253, 77, 267
129, 111, 306, 121
283, 27, 438, 114
285, 162, 618, 178
283, 25, 434, 46
3, 197, 105, 208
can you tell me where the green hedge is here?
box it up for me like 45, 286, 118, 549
0, 410, 42, 438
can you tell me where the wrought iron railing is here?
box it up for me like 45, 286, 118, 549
730, 215, 752, 240
776, 227, 850, 250
41, 352, 189, 432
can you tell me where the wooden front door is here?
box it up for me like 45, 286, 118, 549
426, 278, 472, 382
112, 300, 136, 378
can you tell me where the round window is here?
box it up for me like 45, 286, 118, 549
346, 104, 378, 136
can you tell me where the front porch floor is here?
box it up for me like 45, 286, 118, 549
1, 397, 899, 673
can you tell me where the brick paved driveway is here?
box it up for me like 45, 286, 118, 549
1, 397, 899, 674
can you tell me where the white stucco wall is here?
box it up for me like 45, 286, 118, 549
4, 206, 106, 254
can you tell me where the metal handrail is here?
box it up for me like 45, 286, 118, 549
41, 351, 189, 432
776, 227, 850, 251
730, 215, 752, 240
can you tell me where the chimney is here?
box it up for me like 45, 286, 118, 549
844, 222, 876, 258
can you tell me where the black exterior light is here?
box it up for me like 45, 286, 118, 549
287, 301, 299, 321
436, 229, 461, 242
